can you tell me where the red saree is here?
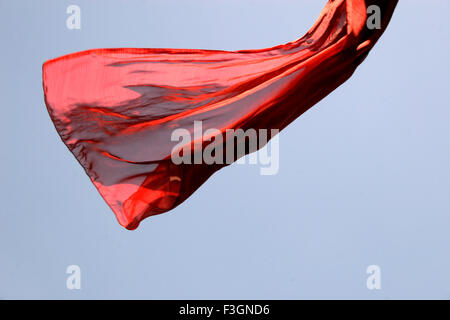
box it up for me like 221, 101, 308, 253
43, 0, 398, 229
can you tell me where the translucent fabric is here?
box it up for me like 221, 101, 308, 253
43, 0, 398, 229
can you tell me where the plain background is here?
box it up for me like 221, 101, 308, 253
0, 0, 449, 299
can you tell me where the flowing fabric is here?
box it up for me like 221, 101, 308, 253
43, 0, 398, 230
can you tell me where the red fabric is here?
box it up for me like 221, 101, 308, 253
43, 0, 398, 230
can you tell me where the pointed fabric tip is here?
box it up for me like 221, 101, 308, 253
43, 0, 398, 230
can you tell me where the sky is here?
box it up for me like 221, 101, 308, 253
0, 0, 449, 299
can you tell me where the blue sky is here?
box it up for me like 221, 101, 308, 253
0, 0, 449, 299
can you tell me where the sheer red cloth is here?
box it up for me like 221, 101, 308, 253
43, 0, 398, 229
